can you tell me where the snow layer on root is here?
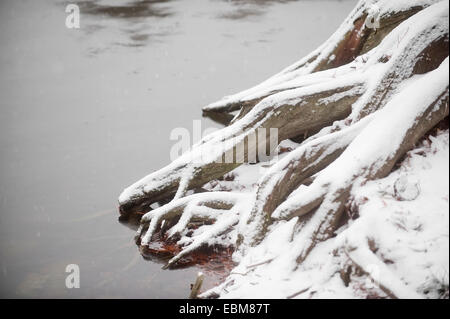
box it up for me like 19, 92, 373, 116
202, 0, 442, 112
202, 58, 449, 298
202, 129, 449, 299
201, 0, 368, 111
272, 57, 449, 220
202, 161, 271, 193
372, 0, 440, 14
167, 196, 255, 268
139, 191, 249, 245
287, 0, 449, 141
118, 2, 448, 205
349, 0, 449, 120
234, 114, 374, 247
342, 131, 449, 299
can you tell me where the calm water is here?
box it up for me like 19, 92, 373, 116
0, 0, 356, 298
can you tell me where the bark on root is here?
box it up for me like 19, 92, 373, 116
293, 86, 448, 265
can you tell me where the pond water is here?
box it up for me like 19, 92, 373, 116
0, 0, 356, 298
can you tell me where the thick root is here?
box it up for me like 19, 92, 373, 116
241, 115, 373, 246
136, 192, 250, 268
117, 2, 449, 296
119, 79, 365, 217
277, 61, 449, 264
239, 5, 449, 246
203, 5, 427, 121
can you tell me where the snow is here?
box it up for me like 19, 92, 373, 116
119, 0, 449, 208
202, 38, 449, 300
203, 0, 443, 113
274, 56, 448, 218
343, 131, 449, 298
117, 0, 449, 298
203, 129, 449, 299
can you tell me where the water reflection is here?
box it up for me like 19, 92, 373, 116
75, 0, 175, 49
77, 0, 173, 19
0, 0, 357, 298
74, 0, 302, 52
216, 0, 298, 20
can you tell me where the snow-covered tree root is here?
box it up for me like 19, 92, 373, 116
119, 0, 448, 219
118, 72, 366, 217
342, 241, 420, 299
136, 191, 251, 269
238, 1, 449, 246
274, 59, 449, 265
239, 114, 374, 247
202, 1, 428, 118
119, 0, 449, 294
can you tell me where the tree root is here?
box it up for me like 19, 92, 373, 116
119, 79, 365, 217
203, 5, 426, 120
240, 8, 449, 246
117, 1, 449, 298
241, 114, 373, 246
279, 63, 449, 264
136, 192, 250, 268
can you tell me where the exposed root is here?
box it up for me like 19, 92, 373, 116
203, 4, 427, 117
280, 63, 449, 264
136, 192, 250, 268
118, 0, 449, 299
241, 114, 373, 246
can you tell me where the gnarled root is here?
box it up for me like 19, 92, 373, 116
274, 61, 448, 264
135, 191, 250, 269
202, 4, 426, 120
239, 5, 449, 247
118, 0, 449, 297
119, 77, 365, 217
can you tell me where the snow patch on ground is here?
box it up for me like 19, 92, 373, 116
347, 130, 449, 298
204, 130, 449, 299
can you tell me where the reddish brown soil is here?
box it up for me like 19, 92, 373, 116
139, 232, 236, 292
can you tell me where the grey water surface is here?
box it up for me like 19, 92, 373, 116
0, 0, 356, 298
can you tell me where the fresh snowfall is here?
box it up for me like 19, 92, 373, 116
119, 0, 449, 299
